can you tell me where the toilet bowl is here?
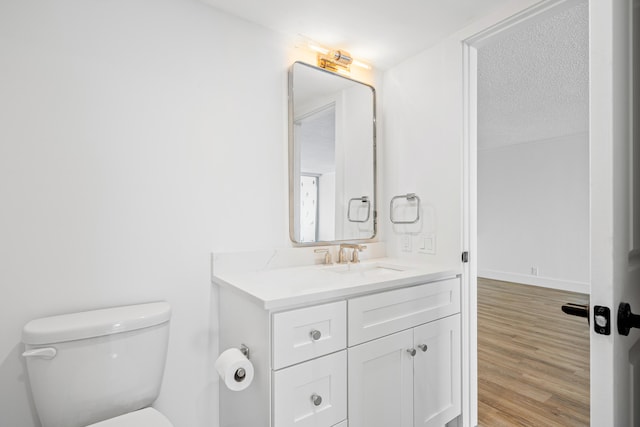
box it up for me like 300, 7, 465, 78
22, 302, 174, 427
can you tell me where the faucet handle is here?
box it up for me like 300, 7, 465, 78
314, 248, 333, 265
351, 245, 367, 263
338, 247, 349, 264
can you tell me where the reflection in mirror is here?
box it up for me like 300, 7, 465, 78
289, 61, 376, 244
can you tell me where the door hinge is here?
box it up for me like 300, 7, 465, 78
461, 251, 469, 263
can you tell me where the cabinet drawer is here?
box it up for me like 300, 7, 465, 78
273, 350, 347, 427
348, 278, 460, 346
272, 300, 346, 369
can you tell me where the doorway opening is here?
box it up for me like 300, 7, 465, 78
468, 0, 590, 424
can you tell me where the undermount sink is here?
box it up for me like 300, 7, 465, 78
325, 262, 410, 276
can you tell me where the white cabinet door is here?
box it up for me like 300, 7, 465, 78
413, 315, 461, 427
348, 329, 413, 427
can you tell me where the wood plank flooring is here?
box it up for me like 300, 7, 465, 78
477, 278, 590, 426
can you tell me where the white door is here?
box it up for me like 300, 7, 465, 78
413, 315, 461, 427
589, 0, 639, 425
347, 329, 413, 427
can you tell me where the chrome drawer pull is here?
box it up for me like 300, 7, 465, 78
407, 348, 417, 357
311, 393, 323, 406
310, 329, 322, 341
417, 344, 428, 352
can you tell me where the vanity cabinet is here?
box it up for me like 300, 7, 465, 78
347, 278, 461, 427
216, 271, 461, 427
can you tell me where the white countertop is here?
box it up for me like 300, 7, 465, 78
212, 257, 461, 310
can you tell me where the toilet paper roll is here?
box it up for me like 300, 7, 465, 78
215, 348, 254, 391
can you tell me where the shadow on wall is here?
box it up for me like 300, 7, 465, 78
0, 343, 40, 426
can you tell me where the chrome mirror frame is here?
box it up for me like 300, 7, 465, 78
288, 61, 377, 246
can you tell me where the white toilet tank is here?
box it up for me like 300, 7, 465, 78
22, 302, 171, 427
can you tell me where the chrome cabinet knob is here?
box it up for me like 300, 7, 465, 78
417, 344, 428, 352
407, 348, 417, 357
310, 330, 322, 341
311, 394, 323, 406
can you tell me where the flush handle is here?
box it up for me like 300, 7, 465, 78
22, 347, 57, 359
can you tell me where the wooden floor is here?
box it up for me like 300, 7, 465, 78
477, 278, 590, 427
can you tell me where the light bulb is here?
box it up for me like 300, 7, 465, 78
352, 59, 372, 70
308, 43, 329, 55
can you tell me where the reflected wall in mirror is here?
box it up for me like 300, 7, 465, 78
289, 61, 376, 244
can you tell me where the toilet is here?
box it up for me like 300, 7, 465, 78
22, 302, 174, 427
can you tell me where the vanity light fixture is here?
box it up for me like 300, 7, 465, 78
308, 42, 371, 74
352, 59, 372, 70
318, 49, 353, 73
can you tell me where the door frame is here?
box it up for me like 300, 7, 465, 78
461, 0, 587, 425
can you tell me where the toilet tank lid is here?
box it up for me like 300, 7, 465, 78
22, 302, 171, 345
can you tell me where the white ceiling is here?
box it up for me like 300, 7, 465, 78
201, 0, 519, 69
477, 1, 589, 149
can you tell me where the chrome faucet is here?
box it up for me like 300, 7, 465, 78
339, 244, 367, 263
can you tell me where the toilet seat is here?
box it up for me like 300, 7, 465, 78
86, 408, 173, 427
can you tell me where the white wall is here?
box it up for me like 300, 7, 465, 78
0, 1, 291, 426
382, 38, 466, 267
478, 133, 590, 293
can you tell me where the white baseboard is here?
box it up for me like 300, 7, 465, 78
478, 269, 590, 294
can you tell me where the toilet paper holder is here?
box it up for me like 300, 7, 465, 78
234, 344, 251, 382
239, 344, 250, 359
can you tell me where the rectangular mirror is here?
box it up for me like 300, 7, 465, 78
289, 61, 376, 244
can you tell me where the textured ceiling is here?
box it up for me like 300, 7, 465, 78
477, 1, 589, 149
201, 0, 518, 69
